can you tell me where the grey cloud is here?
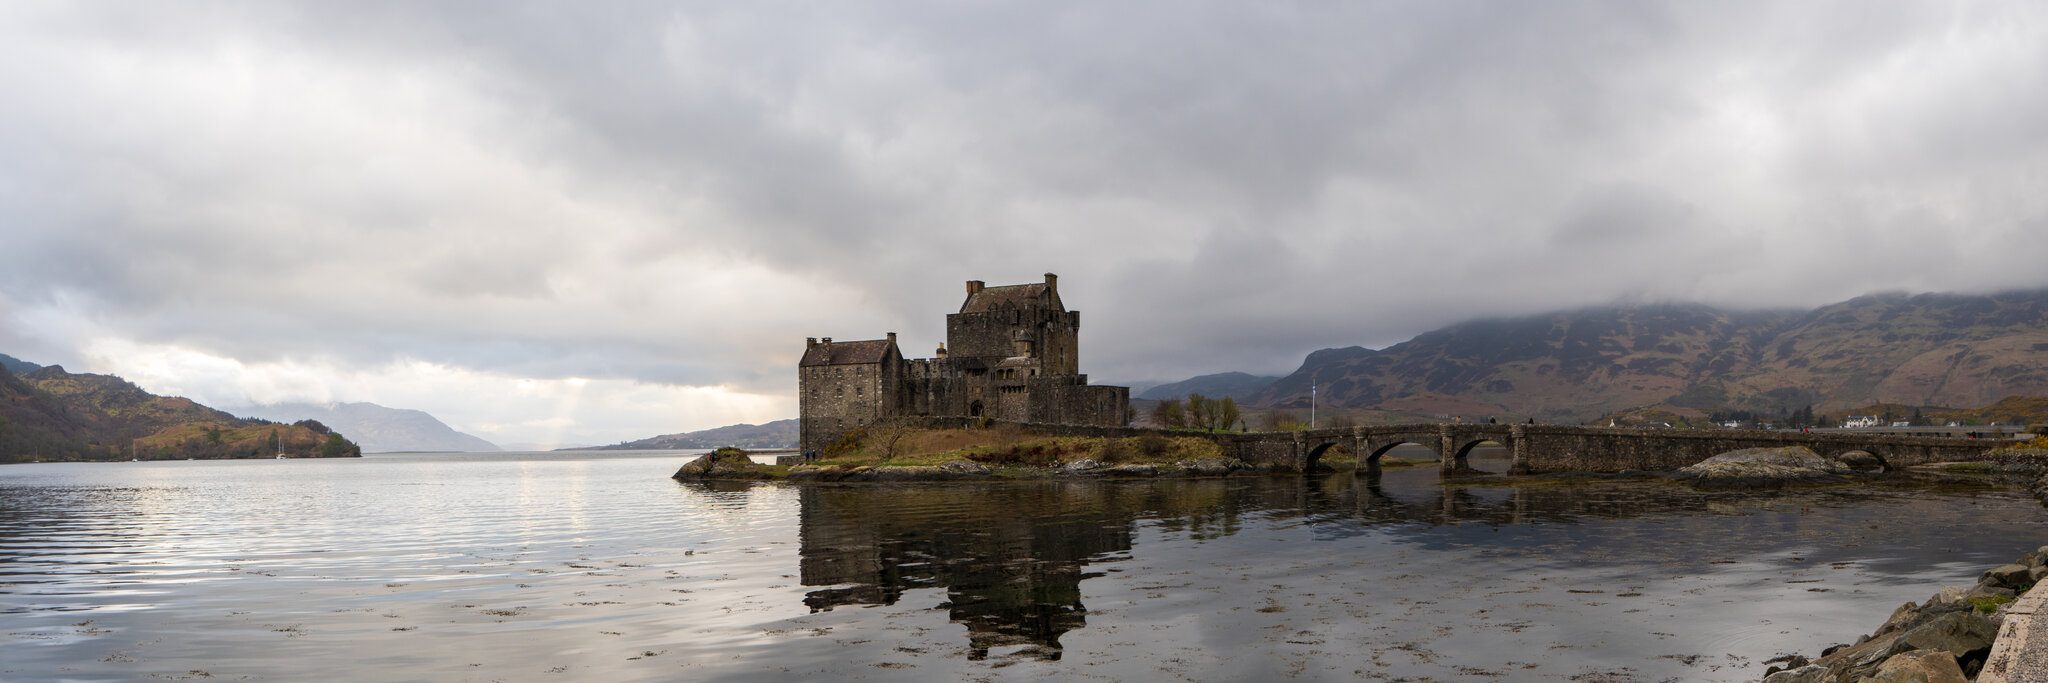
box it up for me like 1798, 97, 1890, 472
5, 0, 2048, 405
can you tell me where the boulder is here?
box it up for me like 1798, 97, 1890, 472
1836, 451, 1886, 472
1674, 447, 1850, 489
673, 449, 775, 480
1867, 650, 1968, 683
1760, 664, 1826, 683
1103, 464, 1159, 477
1176, 458, 1243, 476
1965, 584, 2016, 602
939, 460, 993, 476
1926, 586, 1972, 608
1984, 563, 2034, 589
862, 466, 933, 481
1060, 459, 1104, 475
1893, 611, 1998, 660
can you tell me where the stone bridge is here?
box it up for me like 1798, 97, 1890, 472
1253, 423, 2017, 474
892, 417, 2019, 474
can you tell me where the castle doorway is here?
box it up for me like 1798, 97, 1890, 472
970, 401, 984, 417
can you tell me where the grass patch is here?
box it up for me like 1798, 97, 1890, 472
1970, 594, 2016, 614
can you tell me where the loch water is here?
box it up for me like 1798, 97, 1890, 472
2, 449, 2043, 682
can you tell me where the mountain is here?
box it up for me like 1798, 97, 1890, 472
589, 419, 798, 450
0, 364, 361, 462
0, 353, 39, 375
1137, 372, 1280, 401
238, 402, 500, 453
1251, 290, 2048, 423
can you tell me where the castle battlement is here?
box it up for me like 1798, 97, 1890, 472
798, 273, 1131, 453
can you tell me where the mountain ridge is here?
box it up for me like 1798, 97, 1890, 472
586, 419, 797, 450
0, 361, 362, 462
1245, 289, 2048, 422
236, 402, 500, 453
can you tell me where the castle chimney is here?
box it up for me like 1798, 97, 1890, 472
936, 342, 947, 359
966, 280, 984, 296
886, 332, 897, 346
821, 337, 832, 354
1044, 272, 1057, 292
806, 337, 817, 348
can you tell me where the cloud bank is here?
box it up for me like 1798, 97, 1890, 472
4, 2, 2047, 444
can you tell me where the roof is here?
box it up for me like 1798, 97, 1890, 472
960, 283, 1061, 314
800, 339, 896, 367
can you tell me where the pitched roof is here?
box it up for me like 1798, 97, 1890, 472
800, 339, 896, 366
960, 283, 1059, 314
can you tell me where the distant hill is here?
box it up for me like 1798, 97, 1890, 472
588, 419, 797, 450
1251, 290, 2048, 423
238, 402, 500, 453
1138, 372, 1280, 401
0, 363, 361, 462
0, 353, 39, 375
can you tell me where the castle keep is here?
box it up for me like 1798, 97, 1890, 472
799, 274, 1131, 453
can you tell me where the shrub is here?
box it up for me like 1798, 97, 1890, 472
824, 428, 867, 458
1099, 439, 1133, 463
964, 442, 1062, 467
1135, 435, 1171, 458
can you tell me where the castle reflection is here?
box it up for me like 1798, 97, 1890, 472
784, 464, 1933, 660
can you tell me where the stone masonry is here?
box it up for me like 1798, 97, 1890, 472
799, 274, 1131, 453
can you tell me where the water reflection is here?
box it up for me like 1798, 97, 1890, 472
787, 463, 2039, 673
3, 453, 2039, 682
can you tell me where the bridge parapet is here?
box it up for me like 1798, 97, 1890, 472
874, 417, 2019, 474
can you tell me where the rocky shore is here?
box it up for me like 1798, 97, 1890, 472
669, 447, 1287, 482
1763, 546, 2045, 682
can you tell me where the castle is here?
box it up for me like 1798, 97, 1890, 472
799, 273, 1131, 453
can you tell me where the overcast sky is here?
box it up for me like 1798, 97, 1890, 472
5, 2, 2048, 447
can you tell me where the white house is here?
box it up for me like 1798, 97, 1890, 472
1842, 415, 1881, 428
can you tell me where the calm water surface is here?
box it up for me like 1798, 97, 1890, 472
2, 450, 2043, 682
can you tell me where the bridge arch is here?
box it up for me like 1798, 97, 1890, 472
1453, 438, 1513, 474
1364, 434, 1443, 467
1304, 440, 1349, 473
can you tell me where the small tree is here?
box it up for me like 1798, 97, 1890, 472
1187, 394, 1212, 432
1151, 399, 1187, 429
1217, 398, 1240, 434
1265, 410, 1299, 431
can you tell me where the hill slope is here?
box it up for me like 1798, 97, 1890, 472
0, 353, 39, 375
590, 419, 798, 450
1251, 290, 2048, 422
1137, 372, 1280, 401
239, 402, 500, 453
0, 364, 361, 462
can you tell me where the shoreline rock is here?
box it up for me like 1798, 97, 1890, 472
1764, 545, 2046, 682
1675, 446, 1854, 490
671, 448, 777, 480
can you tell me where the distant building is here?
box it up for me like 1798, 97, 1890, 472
799, 274, 1131, 453
1720, 420, 1743, 429
1842, 415, 1881, 428
1891, 421, 1912, 427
